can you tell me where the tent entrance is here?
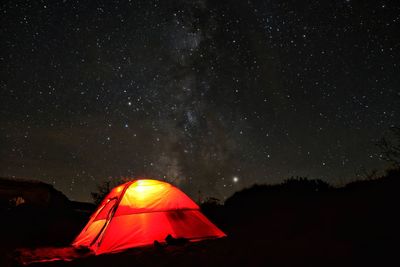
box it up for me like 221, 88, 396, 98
90, 197, 118, 247
90, 181, 133, 248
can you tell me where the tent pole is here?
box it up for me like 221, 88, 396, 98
94, 181, 135, 250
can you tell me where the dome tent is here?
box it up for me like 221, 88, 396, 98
73, 179, 226, 254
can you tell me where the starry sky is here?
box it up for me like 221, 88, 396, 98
1, 0, 399, 202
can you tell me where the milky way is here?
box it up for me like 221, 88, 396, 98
1, 0, 399, 201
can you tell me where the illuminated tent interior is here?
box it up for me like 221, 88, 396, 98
72, 179, 226, 254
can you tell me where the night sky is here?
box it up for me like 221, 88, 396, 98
1, 0, 399, 202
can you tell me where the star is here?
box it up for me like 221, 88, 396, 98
0, 0, 398, 202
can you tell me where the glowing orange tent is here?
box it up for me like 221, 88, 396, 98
72, 179, 226, 254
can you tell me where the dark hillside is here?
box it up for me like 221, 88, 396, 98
0, 178, 93, 267
1, 170, 400, 267
203, 170, 400, 267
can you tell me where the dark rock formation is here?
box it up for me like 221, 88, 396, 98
0, 177, 70, 210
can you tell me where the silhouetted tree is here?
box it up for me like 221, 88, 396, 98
91, 181, 112, 206
201, 197, 222, 209
282, 177, 332, 192
91, 178, 131, 206
355, 167, 379, 181
378, 126, 400, 167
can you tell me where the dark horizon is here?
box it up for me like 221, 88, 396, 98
3, 167, 400, 266
1, 0, 399, 202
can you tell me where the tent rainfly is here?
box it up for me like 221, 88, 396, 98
72, 179, 226, 254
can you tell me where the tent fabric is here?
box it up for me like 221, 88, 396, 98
72, 179, 226, 254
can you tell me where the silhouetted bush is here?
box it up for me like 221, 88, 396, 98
200, 197, 225, 225
281, 177, 332, 192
